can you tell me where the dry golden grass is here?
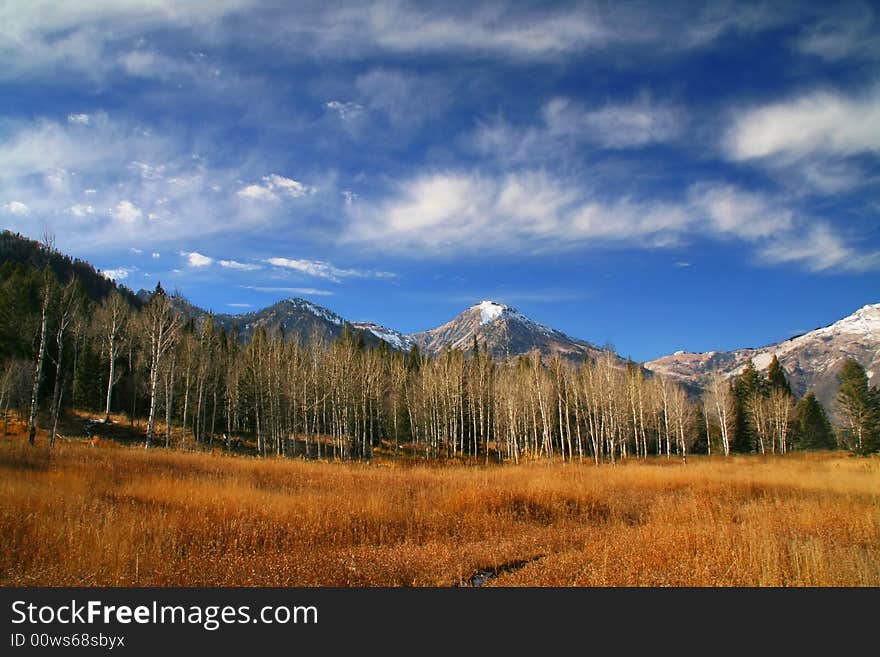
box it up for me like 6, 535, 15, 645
1, 423, 878, 587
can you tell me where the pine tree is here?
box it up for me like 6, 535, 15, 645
732, 360, 763, 453
405, 344, 421, 372
793, 393, 835, 450
836, 359, 879, 453
767, 355, 792, 396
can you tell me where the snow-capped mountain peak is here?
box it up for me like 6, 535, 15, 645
474, 300, 509, 325
809, 302, 880, 340
645, 301, 880, 417
407, 300, 619, 365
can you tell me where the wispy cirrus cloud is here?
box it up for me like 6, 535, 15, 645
239, 285, 334, 296
725, 87, 880, 162
794, 3, 880, 62
219, 259, 261, 271
265, 257, 394, 282
723, 85, 880, 193
758, 224, 880, 272
542, 96, 684, 149
473, 95, 685, 166
0, 1, 816, 92
346, 169, 880, 272
0, 113, 322, 254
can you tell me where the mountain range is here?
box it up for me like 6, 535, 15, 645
2, 232, 876, 409
160, 290, 878, 414
158, 293, 618, 365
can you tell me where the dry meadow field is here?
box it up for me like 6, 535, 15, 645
2, 422, 878, 587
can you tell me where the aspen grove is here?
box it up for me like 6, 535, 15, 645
2, 274, 808, 463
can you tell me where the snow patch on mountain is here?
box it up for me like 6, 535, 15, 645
645, 301, 880, 418
476, 300, 506, 325
472, 300, 556, 336
352, 322, 415, 351
809, 303, 880, 339
751, 352, 774, 371
287, 298, 344, 326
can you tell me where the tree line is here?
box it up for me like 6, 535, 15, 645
2, 241, 878, 461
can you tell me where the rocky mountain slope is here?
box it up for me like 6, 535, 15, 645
645, 303, 880, 409
409, 300, 622, 364
143, 292, 384, 347
351, 322, 416, 352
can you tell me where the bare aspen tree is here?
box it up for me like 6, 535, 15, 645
49, 280, 82, 447
27, 239, 54, 446
705, 371, 734, 457
768, 388, 794, 455
141, 286, 183, 448
747, 392, 770, 455
96, 291, 129, 422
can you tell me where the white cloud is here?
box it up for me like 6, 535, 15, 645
342, 190, 357, 207
70, 204, 95, 217
473, 96, 684, 165
130, 160, 166, 180
226, 303, 252, 308
66, 113, 90, 125
347, 169, 878, 272
324, 100, 364, 122
239, 285, 335, 296
0, 1, 251, 81
219, 259, 261, 271
180, 250, 213, 267
725, 88, 880, 161
110, 200, 142, 223
100, 266, 133, 281
759, 224, 880, 272
795, 5, 880, 62
130, 247, 143, 254
0, 114, 289, 251
237, 173, 314, 202
264, 174, 312, 197
266, 257, 367, 282
350, 170, 688, 251
3, 200, 29, 215
237, 183, 277, 201
542, 96, 683, 148
687, 183, 793, 239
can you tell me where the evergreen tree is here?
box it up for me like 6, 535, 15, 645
836, 359, 879, 453
793, 393, 836, 450
732, 360, 763, 453
405, 344, 421, 372
767, 355, 792, 396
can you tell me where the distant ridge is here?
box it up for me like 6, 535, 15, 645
645, 303, 880, 411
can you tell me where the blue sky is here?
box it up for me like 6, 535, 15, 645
1, 0, 878, 361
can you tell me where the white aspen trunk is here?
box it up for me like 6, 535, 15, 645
28, 279, 51, 445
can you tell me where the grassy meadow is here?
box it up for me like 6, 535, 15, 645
1, 419, 878, 587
